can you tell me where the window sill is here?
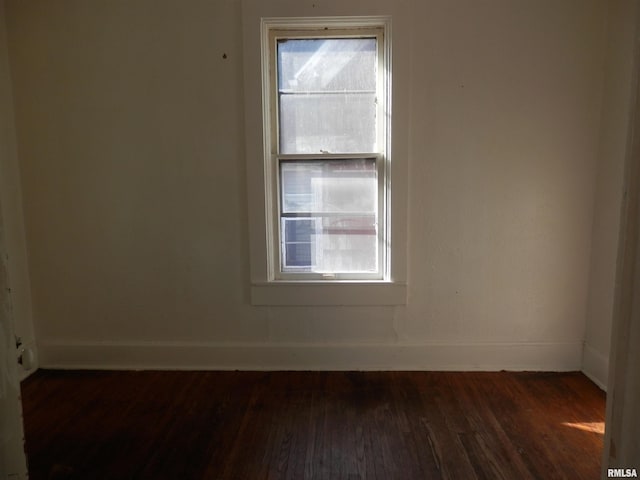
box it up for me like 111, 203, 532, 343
250, 281, 407, 306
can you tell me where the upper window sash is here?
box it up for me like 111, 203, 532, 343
268, 27, 385, 157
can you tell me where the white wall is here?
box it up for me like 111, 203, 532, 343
404, 0, 605, 347
583, 0, 639, 391
603, 2, 640, 464
0, 1, 29, 475
0, 201, 28, 480
0, 0, 37, 379
4, 0, 609, 370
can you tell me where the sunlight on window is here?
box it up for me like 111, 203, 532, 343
278, 38, 378, 154
280, 159, 378, 273
263, 21, 390, 282
561, 421, 605, 435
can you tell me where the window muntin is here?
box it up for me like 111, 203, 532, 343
266, 25, 387, 281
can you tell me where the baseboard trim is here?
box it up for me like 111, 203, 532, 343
38, 340, 583, 371
581, 343, 609, 391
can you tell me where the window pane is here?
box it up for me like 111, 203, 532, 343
279, 93, 376, 154
278, 38, 376, 92
281, 159, 377, 214
277, 38, 377, 154
280, 159, 378, 273
282, 219, 315, 268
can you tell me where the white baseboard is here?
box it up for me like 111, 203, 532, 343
38, 340, 583, 372
581, 343, 609, 391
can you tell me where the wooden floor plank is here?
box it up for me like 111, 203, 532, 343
21, 370, 605, 480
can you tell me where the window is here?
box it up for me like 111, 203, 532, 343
244, 11, 407, 306
263, 21, 389, 281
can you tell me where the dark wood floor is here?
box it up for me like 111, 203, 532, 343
21, 370, 605, 480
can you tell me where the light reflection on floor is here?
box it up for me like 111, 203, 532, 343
562, 421, 605, 435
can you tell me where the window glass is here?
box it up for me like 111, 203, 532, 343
280, 159, 378, 272
277, 38, 377, 154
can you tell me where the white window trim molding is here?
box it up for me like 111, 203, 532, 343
265, 20, 387, 281
242, 1, 409, 306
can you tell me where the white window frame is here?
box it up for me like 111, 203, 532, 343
242, 9, 408, 306
264, 22, 389, 281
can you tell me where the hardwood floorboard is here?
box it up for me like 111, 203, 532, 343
21, 370, 605, 480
